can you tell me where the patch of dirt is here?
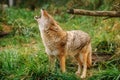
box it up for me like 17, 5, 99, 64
0, 23, 12, 37
92, 53, 112, 67
92, 53, 112, 61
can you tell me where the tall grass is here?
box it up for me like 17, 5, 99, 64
0, 49, 79, 79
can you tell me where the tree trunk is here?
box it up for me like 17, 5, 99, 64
67, 9, 120, 17
9, 0, 13, 7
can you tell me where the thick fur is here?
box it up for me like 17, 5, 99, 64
35, 9, 92, 78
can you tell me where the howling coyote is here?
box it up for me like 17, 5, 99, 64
35, 9, 92, 78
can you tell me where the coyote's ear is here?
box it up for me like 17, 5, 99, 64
41, 9, 49, 17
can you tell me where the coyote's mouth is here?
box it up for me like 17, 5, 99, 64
34, 15, 41, 19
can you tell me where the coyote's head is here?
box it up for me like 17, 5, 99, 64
34, 9, 58, 30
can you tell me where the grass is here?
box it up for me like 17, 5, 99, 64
0, 7, 120, 80
89, 67, 120, 80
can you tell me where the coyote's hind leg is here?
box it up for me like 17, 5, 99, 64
75, 53, 82, 76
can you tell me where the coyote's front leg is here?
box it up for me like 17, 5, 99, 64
58, 54, 66, 72
49, 55, 55, 71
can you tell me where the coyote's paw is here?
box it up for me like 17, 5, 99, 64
80, 74, 86, 79
75, 71, 80, 76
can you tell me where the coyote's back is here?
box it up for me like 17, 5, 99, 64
66, 30, 90, 53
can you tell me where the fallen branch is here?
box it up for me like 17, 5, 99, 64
67, 9, 120, 17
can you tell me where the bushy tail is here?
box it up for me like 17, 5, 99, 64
87, 43, 92, 68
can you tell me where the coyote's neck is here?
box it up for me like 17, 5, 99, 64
39, 24, 66, 41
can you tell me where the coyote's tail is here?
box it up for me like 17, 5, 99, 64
87, 43, 92, 68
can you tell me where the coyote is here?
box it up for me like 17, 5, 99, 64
35, 9, 92, 78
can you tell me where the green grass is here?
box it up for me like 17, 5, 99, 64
89, 67, 120, 80
0, 7, 120, 80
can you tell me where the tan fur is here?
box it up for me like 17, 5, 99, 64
35, 9, 92, 78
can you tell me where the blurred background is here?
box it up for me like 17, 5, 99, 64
0, 0, 120, 80
1, 0, 120, 10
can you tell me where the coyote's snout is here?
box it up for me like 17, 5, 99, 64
35, 9, 92, 78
